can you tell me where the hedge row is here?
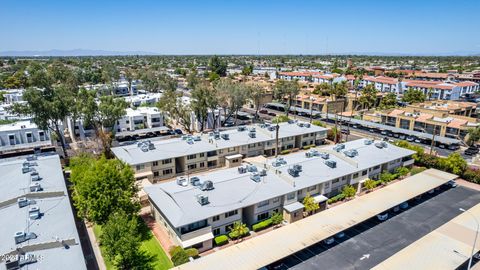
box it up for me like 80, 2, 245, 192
252, 219, 273, 232
214, 235, 228, 246
327, 193, 345, 204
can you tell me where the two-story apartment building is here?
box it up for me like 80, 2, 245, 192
112, 121, 328, 183
0, 121, 52, 156
144, 139, 415, 252
116, 107, 164, 133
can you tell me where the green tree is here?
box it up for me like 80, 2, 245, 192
467, 127, 480, 146
379, 92, 397, 109
363, 179, 377, 191
395, 167, 410, 177
438, 153, 467, 175
169, 246, 190, 266
312, 82, 331, 96
214, 78, 249, 125
273, 79, 300, 117
157, 89, 192, 132
341, 185, 356, 198
248, 83, 266, 122
100, 211, 150, 270
241, 64, 254, 76
190, 81, 218, 131
228, 222, 249, 241
302, 193, 319, 215
358, 84, 378, 110
186, 70, 200, 89
70, 155, 140, 225
312, 120, 326, 127
379, 172, 395, 183
11, 85, 73, 157
402, 88, 426, 104
208, 56, 227, 77
271, 212, 283, 225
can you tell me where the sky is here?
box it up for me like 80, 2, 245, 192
1, 0, 480, 55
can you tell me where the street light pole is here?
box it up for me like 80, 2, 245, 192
460, 207, 479, 270
309, 97, 316, 123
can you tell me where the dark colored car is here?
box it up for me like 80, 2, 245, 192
268, 112, 277, 117
174, 129, 183, 135
464, 147, 479, 156
259, 109, 268, 114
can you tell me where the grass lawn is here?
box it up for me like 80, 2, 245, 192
93, 224, 173, 270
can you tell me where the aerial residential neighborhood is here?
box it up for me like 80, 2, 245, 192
1, 1, 480, 270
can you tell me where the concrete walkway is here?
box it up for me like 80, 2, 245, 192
86, 223, 107, 270
457, 179, 480, 192
141, 207, 175, 258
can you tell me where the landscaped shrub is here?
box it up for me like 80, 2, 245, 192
410, 166, 427, 175
379, 172, 396, 183
462, 168, 480, 184
214, 235, 229, 246
341, 185, 356, 198
327, 193, 345, 204
395, 167, 410, 177
252, 219, 273, 232
280, 149, 292, 155
185, 248, 199, 258
302, 144, 316, 150
270, 212, 283, 225
170, 246, 190, 266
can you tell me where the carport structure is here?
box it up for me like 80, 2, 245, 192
373, 202, 480, 270
174, 169, 457, 270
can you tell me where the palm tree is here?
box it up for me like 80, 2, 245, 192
229, 222, 249, 243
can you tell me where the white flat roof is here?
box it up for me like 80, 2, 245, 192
173, 169, 457, 270
373, 202, 480, 270
112, 121, 327, 165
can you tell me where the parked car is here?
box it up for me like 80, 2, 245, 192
399, 134, 406, 140
174, 129, 183, 135
392, 205, 400, 212
377, 212, 389, 221
335, 232, 345, 239
446, 180, 458, 188
324, 237, 335, 245
259, 109, 268, 114
381, 130, 387, 135
400, 202, 409, 209
414, 138, 422, 143
341, 129, 350, 135
464, 147, 479, 156
406, 136, 415, 142
268, 112, 277, 117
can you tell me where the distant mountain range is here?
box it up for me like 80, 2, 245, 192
0, 49, 159, 57
1, 49, 480, 57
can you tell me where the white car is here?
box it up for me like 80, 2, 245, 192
446, 180, 458, 188
324, 237, 335, 245
400, 202, 409, 209
377, 212, 389, 221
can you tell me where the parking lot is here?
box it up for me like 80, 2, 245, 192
266, 185, 480, 270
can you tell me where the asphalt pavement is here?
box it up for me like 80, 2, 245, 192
266, 186, 480, 270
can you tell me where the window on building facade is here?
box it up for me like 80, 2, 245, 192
225, 210, 238, 218
257, 212, 269, 221
258, 200, 269, 207
213, 215, 220, 222
308, 185, 316, 192
162, 159, 172, 164
136, 164, 145, 171
188, 164, 197, 170
187, 154, 196, 160
362, 170, 368, 176
213, 228, 220, 236
153, 171, 159, 177
152, 161, 158, 167
163, 169, 172, 175
287, 192, 295, 200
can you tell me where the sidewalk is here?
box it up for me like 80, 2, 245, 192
457, 179, 480, 192
86, 223, 107, 270
141, 207, 175, 258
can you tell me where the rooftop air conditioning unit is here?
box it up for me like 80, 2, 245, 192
344, 149, 358, 158
190, 176, 201, 186
364, 139, 374, 145
248, 131, 256, 138
148, 142, 155, 150
325, 160, 337, 168
18, 197, 34, 208
293, 164, 302, 172
26, 155, 37, 161
176, 177, 188, 187
259, 169, 267, 176
246, 164, 257, 172
250, 173, 261, 182
288, 167, 300, 177
297, 122, 304, 127
196, 194, 209, 205
375, 142, 385, 149
14, 231, 37, 244
333, 144, 345, 152
221, 134, 230, 140
238, 166, 247, 174
29, 207, 40, 220
319, 152, 329, 159
250, 127, 256, 132
214, 132, 220, 140
30, 172, 41, 181
268, 126, 276, 131
200, 180, 214, 191
305, 149, 319, 158
193, 136, 201, 141
288, 120, 295, 124
29, 183, 42, 192
238, 126, 246, 131
305, 123, 311, 128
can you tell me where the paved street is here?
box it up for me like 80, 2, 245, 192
266, 186, 480, 270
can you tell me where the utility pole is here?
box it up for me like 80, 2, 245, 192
275, 122, 280, 158
430, 125, 436, 155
